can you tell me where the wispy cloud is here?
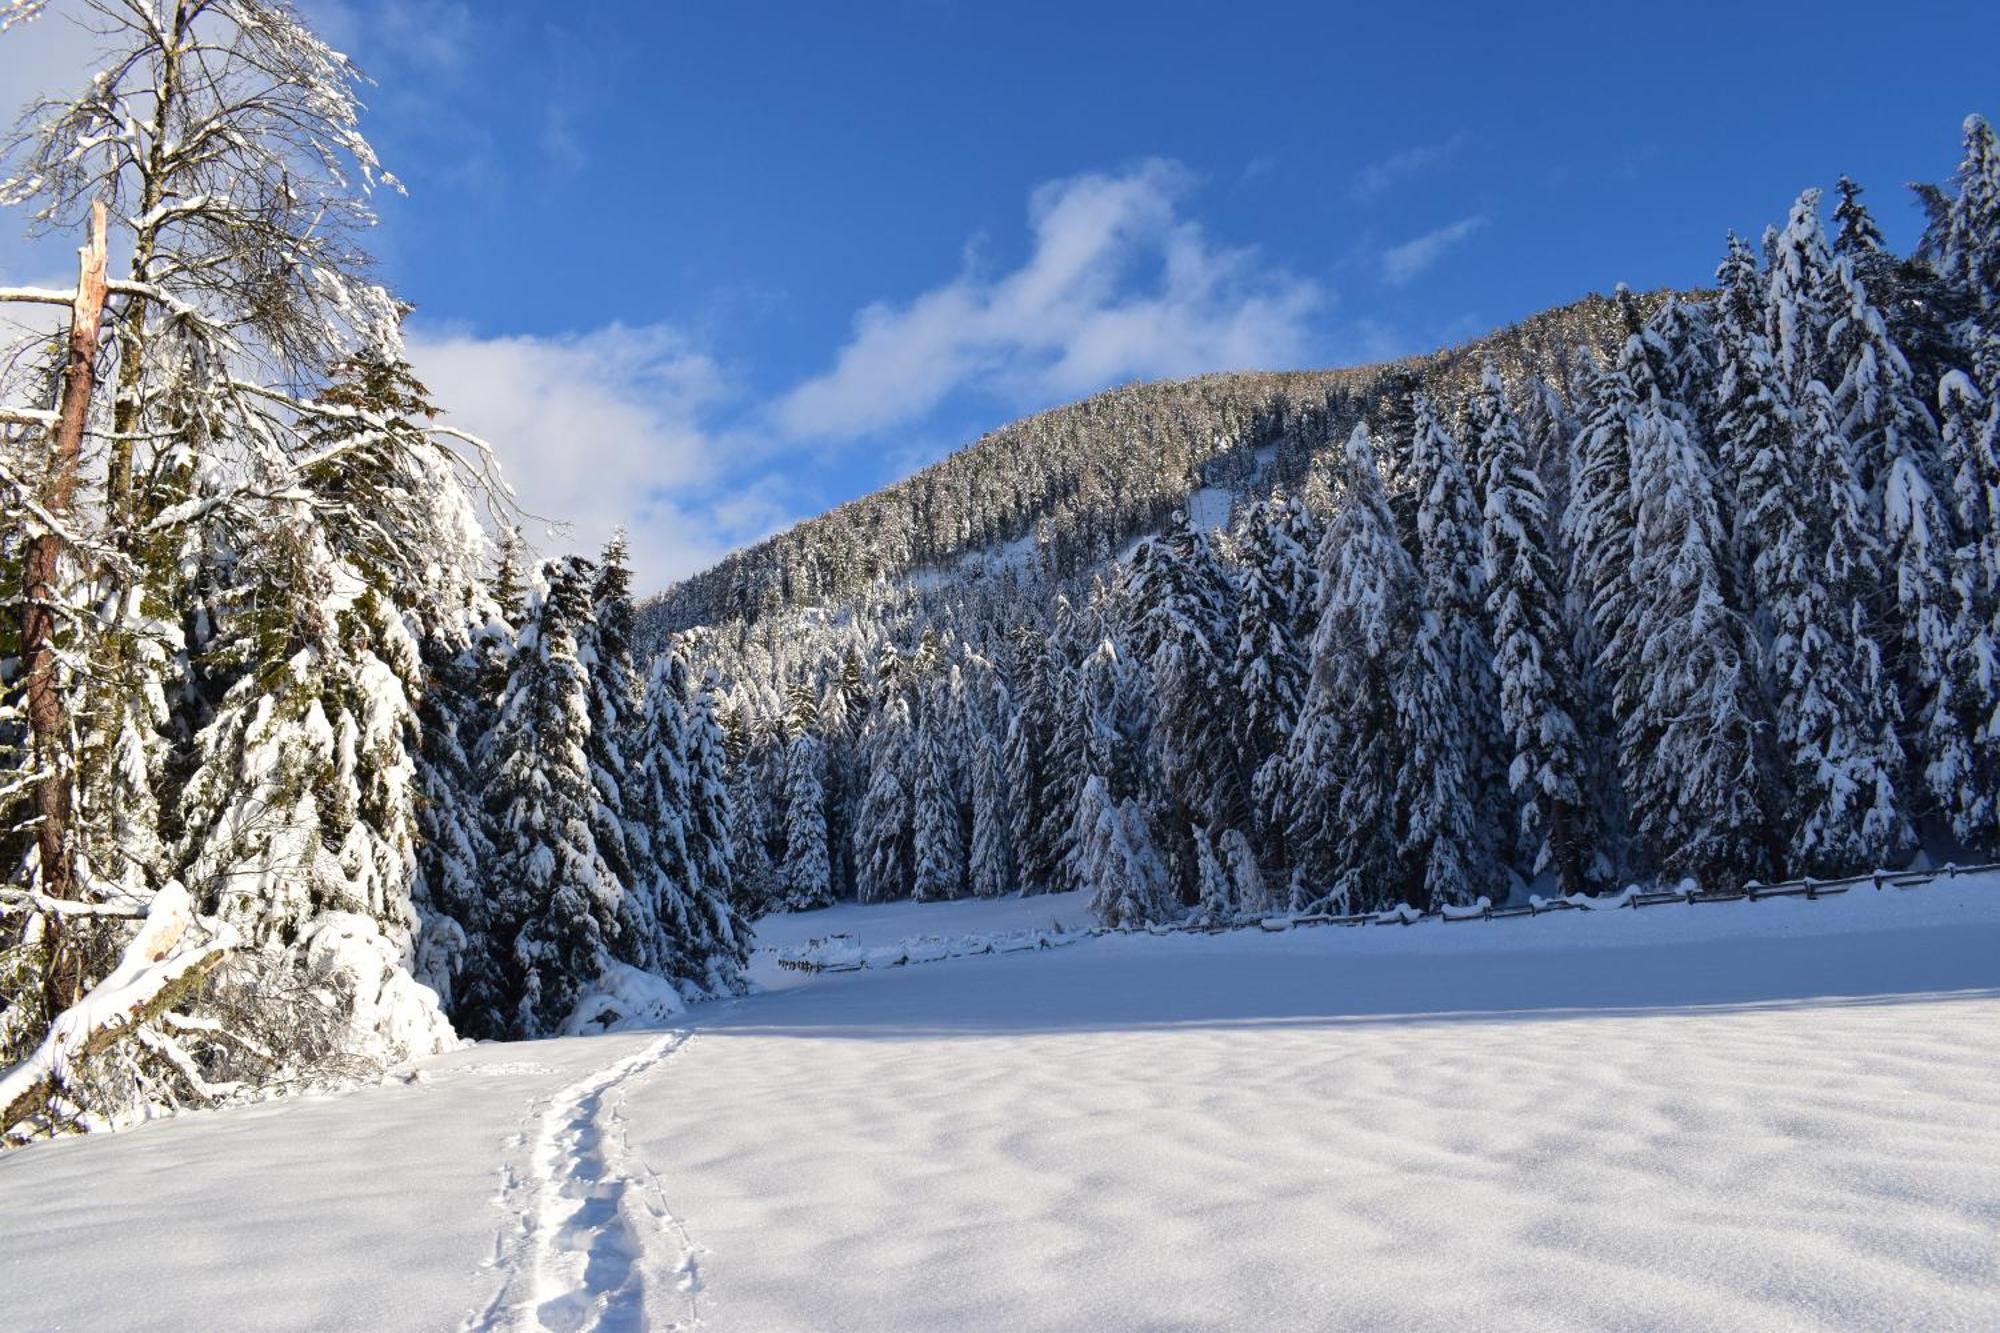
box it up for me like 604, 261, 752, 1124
772, 159, 1323, 442
405, 323, 785, 586
1350, 133, 1467, 201
403, 159, 1335, 590
1381, 215, 1487, 284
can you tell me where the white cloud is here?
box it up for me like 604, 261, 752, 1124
771, 159, 1323, 442
1351, 133, 1468, 201
1381, 215, 1487, 285
405, 323, 791, 590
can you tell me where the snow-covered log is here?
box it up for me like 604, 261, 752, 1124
0, 883, 237, 1138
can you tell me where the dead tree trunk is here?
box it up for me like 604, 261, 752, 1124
26, 201, 109, 1014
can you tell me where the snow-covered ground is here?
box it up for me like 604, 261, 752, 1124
5, 881, 2000, 1332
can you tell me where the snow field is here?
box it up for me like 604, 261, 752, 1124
1, 876, 1997, 1331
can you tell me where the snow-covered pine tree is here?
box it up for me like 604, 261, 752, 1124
1078, 775, 1174, 928
410, 620, 494, 1015
479, 559, 624, 1038
1566, 328, 1646, 738
1189, 825, 1234, 925
1766, 192, 1839, 404
682, 663, 748, 975
1123, 515, 1250, 895
492, 527, 530, 628
621, 655, 691, 981
1403, 391, 1504, 902
1217, 827, 1270, 916
1472, 363, 1593, 892
1881, 415, 1982, 838
1823, 228, 1946, 505
1934, 365, 2000, 846
1713, 233, 1793, 605
967, 724, 1017, 898
780, 732, 834, 910
854, 696, 914, 903
1757, 377, 1911, 872
910, 713, 964, 902
1008, 623, 1085, 895
579, 537, 650, 961
1610, 338, 1775, 886
1232, 491, 1319, 839
1518, 373, 1581, 527
1281, 423, 1420, 912
176, 500, 453, 1060
1917, 115, 2000, 316
725, 747, 781, 921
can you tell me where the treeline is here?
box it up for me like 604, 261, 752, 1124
695, 119, 2000, 923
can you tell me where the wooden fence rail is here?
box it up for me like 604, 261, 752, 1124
770, 862, 2000, 975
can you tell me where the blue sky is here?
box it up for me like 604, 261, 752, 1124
3, 0, 1997, 589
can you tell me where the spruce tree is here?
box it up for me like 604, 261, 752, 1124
1918, 115, 2000, 315
854, 697, 914, 903
1078, 775, 1174, 928
1767, 381, 1910, 872
1281, 424, 1418, 912
1405, 391, 1504, 901
910, 716, 965, 902
780, 733, 834, 910
683, 663, 748, 974
1232, 491, 1319, 838
1473, 363, 1593, 892
1612, 347, 1774, 885
480, 559, 622, 1038
583, 537, 646, 962
967, 726, 1017, 898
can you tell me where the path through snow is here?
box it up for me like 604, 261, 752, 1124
471, 1031, 700, 1333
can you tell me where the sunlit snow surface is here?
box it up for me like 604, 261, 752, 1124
4, 881, 2000, 1332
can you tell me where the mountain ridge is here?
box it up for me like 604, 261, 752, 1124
640, 288, 1672, 640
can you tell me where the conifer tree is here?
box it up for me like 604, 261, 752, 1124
480, 560, 622, 1038
1232, 491, 1318, 790
582, 538, 646, 961
1612, 350, 1774, 885
910, 717, 964, 902
780, 733, 834, 910
967, 725, 1017, 898
1473, 364, 1592, 891
855, 698, 914, 903
682, 663, 747, 970
1766, 381, 1910, 872
1190, 825, 1234, 925
1281, 424, 1418, 911
1405, 392, 1504, 899
1918, 115, 2000, 315
1078, 775, 1174, 928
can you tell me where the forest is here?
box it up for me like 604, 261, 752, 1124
684, 136, 2000, 929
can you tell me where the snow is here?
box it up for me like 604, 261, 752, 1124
4, 878, 2000, 1331
1185, 484, 1236, 532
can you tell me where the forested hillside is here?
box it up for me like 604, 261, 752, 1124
673, 123, 2000, 928
642, 294, 1644, 637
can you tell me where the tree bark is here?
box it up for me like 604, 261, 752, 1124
26, 200, 109, 1014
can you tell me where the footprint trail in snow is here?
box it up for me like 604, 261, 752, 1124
469, 1032, 700, 1333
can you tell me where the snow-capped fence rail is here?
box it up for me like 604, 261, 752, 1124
768, 862, 2000, 976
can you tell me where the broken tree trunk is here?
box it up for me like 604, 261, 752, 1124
25, 201, 109, 1014
0, 882, 234, 1140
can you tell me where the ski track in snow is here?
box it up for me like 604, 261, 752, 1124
470, 1031, 700, 1333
